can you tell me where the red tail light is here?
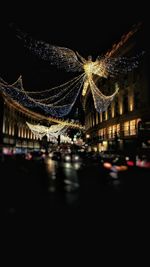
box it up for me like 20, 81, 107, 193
127, 161, 134, 166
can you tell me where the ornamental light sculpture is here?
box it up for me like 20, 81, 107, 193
0, 23, 144, 117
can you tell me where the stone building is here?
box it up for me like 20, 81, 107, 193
83, 24, 149, 153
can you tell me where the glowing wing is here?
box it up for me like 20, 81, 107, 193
11, 23, 84, 72
97, 53, 144, 77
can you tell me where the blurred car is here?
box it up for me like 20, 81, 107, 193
62, 153, 81, 162
125, 147, 150, 169
25, 151, 45, 161
136, 154, 150, 168
103, 154, 128, 178
124, 154, 136, 167
49, 151, 61, 161
72, 153, 81, 162
100, 150, 117, 159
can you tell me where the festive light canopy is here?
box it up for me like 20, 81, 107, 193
0, 23, 144, 118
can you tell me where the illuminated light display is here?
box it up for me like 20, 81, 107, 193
0, 23, 143, 117
26, 121, 68, 139
14, 24, 142, 77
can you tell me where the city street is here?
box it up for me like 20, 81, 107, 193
0, 4, 149, 262
2, 155, 150, 219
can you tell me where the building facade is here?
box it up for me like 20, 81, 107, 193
83, 25, 150, 154
0, 95, 43, 154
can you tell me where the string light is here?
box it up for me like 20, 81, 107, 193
89, 78, 119, 113
0, 74, 85, 117
2, 94, 84, 130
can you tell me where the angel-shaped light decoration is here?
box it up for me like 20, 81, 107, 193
26, 121, 68, 140
1, 23, 143, 117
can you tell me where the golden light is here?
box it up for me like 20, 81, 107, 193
119, 104, 123, 115
111, 104, 115, 118
129, 102, 133, 111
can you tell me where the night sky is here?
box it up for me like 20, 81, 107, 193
0, 2, 148, 105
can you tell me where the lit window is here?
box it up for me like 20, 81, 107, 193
130, 120, 136, 135
108, 126, 112, 138
124, 121, 129, 136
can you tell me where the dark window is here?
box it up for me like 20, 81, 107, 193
134, 91, 140, 109
123, 94, 128, 113
115, 97, 119, 116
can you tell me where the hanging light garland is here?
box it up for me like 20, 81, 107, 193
0, 74, 85, 117
2, 94, 84, 130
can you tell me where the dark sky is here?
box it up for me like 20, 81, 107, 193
0, 2, 148, 89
